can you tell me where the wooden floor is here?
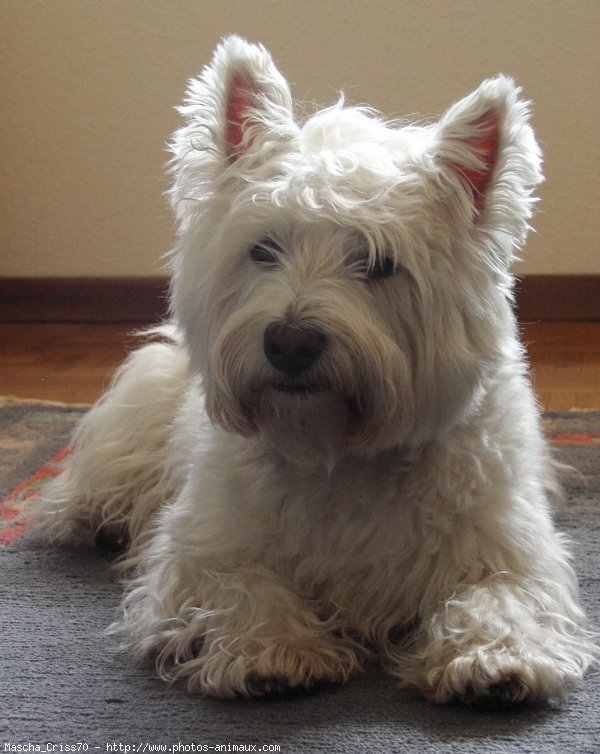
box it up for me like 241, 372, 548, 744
0, 322, 599, 409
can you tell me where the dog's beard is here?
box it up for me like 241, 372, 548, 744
256, 386, 352, 471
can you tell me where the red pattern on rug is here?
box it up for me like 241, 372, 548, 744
551, 434, 600, 446
0, 446, 70, 546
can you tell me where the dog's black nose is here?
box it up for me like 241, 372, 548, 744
263, 322, 326, 376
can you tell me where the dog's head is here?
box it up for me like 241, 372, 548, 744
168, 36, 542, 468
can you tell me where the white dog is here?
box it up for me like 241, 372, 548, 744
34, 36, 597, 703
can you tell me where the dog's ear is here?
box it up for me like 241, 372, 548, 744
432, 76, 543, 240
220, 40, 296, 161
169, 37, 298, 227
178, 36, 296, 163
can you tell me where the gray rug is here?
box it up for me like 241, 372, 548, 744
1, 404, 599, 752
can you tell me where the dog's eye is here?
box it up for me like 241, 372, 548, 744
363, 256, 397, 281
249, 241, 280, 267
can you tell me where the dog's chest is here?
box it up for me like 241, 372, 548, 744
260, 456, 428, 615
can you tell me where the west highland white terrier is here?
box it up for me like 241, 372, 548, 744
34, 36, 597, 703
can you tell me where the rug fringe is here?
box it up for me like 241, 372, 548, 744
0, 395, 91, 408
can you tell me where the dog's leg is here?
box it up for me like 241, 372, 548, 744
115, 477, 362, 698
400, 570, 596, 704
385, 509, 597, 704
377, 389, 598, 704
31, 335, 189, 550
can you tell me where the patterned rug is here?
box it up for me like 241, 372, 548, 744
0, 398, 87, 545
1, 398, 599, 546
1, 399, 599, 751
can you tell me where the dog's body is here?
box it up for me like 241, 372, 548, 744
34, 36, 597, 703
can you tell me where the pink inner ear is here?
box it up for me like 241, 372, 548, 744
454, 112, 500, 211
225, 71, 260, 160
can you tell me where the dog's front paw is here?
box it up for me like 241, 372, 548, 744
430, 650, 573, 705
187, 637, 360, 698
246, 641, 359, 697
394, 579, 596, 705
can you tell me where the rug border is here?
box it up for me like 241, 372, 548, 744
0, 395, 92, 409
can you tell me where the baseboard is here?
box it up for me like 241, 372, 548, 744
0, 277, 170, 323
1, 275, 599, 323
514, 275, 600, 322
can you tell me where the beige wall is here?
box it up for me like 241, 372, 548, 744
1, 0, 598, 277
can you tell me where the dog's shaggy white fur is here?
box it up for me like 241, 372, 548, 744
34, 36, 598, 703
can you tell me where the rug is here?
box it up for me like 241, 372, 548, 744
0, 398, 87, 546
1, 399, 599, 752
